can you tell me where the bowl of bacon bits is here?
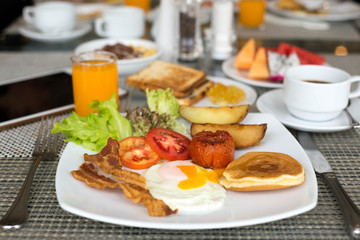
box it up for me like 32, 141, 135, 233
74, 38, 161, 76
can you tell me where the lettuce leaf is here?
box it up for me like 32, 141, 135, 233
144, 88, 188, 136
51, 94, 132, 152
146, 88, 180, 119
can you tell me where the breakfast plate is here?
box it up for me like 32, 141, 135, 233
222, 57, 283, 88
267, 1, 360, 22
256, 89, 351, 132
19, 22, 91, 43
56, 113, 317, 230
194, 76, 257, 107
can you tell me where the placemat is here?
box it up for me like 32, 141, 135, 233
0, 52, 73, 83
1, 113, 360, 239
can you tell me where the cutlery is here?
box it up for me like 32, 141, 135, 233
0, 117, 59, 229
119, 78, 133, 112
345, 99, 360, 131
297, 131, 360, 239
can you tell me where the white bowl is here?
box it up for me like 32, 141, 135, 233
74, 38, 161, 76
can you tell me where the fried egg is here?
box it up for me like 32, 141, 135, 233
144, 160, 226, 214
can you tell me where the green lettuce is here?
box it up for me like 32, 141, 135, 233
145, 88, 188, 135
146, 88, 180, 119
51, 94, 132, 152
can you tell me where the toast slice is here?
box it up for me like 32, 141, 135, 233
176, 80, 213, 106
126, 60, 206, 97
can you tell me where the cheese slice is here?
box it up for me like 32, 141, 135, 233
233, 38, 255, 70
248, 47, 270, 80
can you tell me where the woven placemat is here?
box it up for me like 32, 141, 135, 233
1, 113, 360, 239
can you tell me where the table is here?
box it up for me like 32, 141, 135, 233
1, 8, 360, 240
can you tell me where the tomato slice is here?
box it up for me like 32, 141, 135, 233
146, 128, 191, 161
118, 137, 160, 170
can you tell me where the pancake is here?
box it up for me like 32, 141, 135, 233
219, 152, 305, 191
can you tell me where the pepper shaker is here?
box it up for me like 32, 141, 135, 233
176, 0, 203, 62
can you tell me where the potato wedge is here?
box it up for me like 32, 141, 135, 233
191, 123, 267, 148
179, 105, 249, 124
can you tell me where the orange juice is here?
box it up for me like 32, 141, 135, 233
72, 52, 118, 116
125, 0, 150, 12
239, 0, 266, 28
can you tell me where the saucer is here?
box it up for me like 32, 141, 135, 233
19, 22, 91, 43
256, 89, 351, 133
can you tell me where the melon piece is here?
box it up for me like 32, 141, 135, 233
233, 38, 255, 70
248, 47, 270, 80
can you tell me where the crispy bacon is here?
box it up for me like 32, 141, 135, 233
71, 163, 118, 189
110, 169, 147, 190
71, 137, 177, 217
84, 138, 122, 174
118, 183, 177, 217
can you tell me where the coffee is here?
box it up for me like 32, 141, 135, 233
303, 80, 332, 84
283, 65, 360, 121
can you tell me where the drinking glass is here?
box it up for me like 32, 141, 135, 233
238, 0, 266, 28
71, 51, 118, 116
125, 0, 150, 12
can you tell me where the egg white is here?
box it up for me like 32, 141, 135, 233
144, 161, 226, 214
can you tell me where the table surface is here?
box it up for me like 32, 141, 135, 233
1, 3, 360, 239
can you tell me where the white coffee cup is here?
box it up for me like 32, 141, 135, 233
283, 65, 360, 121
23, 1, 76, 34
95, 6, 145, 38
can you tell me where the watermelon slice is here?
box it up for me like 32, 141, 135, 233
277, 42, 325, 65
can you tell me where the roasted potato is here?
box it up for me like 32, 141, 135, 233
191, 123, 267, 148
179, 105, 249, 124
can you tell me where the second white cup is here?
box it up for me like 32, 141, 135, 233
23, 1, 76, 34
283, 65, 360, 121
95, 6, 145, 38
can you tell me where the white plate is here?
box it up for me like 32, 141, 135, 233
19, 22, 91, 43
56, 113, 317, 230
256, 89, 351, 132
267, 1, 360, 22
194, 76, 257, 107
222, 57, 283, 89
74, 38, 161, 76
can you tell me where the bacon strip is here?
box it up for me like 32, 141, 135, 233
71, 163, 118, 189
118, 183, 177, 217
71, 137, 177, 217
84, 138, 122, 174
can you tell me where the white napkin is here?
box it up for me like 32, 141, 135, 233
266, 13, 330, 30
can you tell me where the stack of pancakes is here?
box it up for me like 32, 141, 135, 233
126, 60, 212, 105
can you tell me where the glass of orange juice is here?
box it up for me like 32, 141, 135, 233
125, 0, 150, 13
238, 0, 266, 28
71, 51, 118, 116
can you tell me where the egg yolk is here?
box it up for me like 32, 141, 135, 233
177, 165, 220, 190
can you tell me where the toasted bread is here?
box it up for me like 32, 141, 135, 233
126, 60, 206, 97
176, 81, 213, 106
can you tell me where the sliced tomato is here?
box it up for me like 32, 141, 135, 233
118, 137, 160, 170
146, 128, 191, 161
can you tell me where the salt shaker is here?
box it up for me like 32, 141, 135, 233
211, 0, 234, 60
156, 0, 176, 61
176, 0, 203, 62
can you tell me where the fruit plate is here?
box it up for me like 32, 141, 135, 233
56, 113, 317, 230
222, 57, 283, 88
